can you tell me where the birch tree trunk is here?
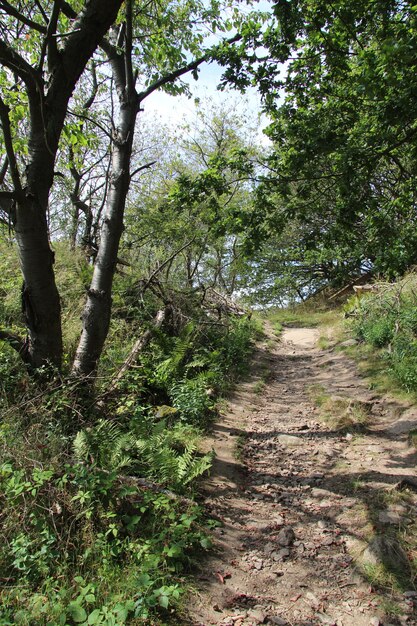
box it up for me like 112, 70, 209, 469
73, 8, 139, 377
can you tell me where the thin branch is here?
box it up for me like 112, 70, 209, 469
46, 0, 63, 72
0, 39, 40, 92
34, 0, 49, 23
0, 0, 47, 33
137, 34, 241, 104
0, 157, 8, 184
83, 62, 98, 110
124, 0, 135, 96
0, 95, 22, 195
142, 238, 197, 292
130, 160, 156, 179
67, 109, 113, 139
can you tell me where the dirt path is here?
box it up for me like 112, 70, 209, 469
187, 323, 417, 626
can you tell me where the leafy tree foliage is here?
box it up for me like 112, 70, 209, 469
219, 0, 417, 295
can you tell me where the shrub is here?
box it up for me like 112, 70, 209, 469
347, 274, 417, 394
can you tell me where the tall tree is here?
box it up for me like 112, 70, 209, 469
0, 0, 251, 378
0, 0, 124, 368
218, 0, 417, 290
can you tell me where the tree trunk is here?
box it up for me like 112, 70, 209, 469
14, 195, 63, 368
73, 99, 138, 377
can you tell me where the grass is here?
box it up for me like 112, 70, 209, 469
308, 383, 329, 407
361, 562, 399, 590
253, 380, 266, 395
266, 305, 340, 329
273, 321, 283, 336
234, 433, 247, 460
341, 341, 417, 409
409, 429, 417, 448
308, 384, 369, 431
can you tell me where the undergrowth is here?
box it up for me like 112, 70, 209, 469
346, 273, 417, 396
0, 241, 257, 624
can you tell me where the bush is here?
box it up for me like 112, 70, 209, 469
348, 275, 417, 393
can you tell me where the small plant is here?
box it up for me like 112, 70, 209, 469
234, 433, 247, 460
274, 321, 283, 336
346, 276, 417, 395
309, 388, 370, 431
253, 380, 266, 395
408, 429, 417, 448
308, 383, 329, 407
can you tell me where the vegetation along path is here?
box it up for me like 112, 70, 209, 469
188, 322, 417, 626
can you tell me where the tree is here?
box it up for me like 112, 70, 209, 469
0, 0, 124, 368
121, 100, 259, 304
217, 0, 417, 292
0, 0, 254, 379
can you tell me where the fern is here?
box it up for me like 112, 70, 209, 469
155, 322, 195, 384
73, 419, 212, 492
73, 419, 135, 471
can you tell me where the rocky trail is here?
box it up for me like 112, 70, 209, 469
187, 323, 417, 626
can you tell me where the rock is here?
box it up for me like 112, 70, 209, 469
404, 591, 417, 598
305, 591, 320, 608
321, 536, 334, 546
345, 433, 353, 441
248, 609, 266, 624
253, 560, 263, 570
316, 614, 336, 625
272, 548, 290, 562
269, 617, 287, 625
277, 526, 295, 546
361, 536, 410, 574
339, 339, 358, 347
369, 618, 380, 626
378, 510, 402, 525
387, 407, 417, 435
264, 542, 277, 555
277, 434, 303, 446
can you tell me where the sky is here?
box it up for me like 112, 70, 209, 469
141, 56, 273, 147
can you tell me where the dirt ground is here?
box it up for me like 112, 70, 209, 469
186, 323, 417, 626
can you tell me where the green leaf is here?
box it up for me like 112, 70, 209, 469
87, 609, 102, 624
84, 594, 95, 603
68, 603, 87, 623
158, 594, 169, 609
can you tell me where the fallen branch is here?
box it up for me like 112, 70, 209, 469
97, 306, 171, 405
0, 328, 29, 361
122, 475, 195, 506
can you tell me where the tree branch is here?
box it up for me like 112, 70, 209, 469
130, 160, 156, 179
0, 157, 8, 184
0, 95, 22, 196
0, 328, 28, 360
137, 34, 242, 104
0, 0, 47, 33
51, 0, 124, 104
42, 0, 63, 73
0, 39, 40, 92
141, 237, 197, 292
67, 109, 113, 139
